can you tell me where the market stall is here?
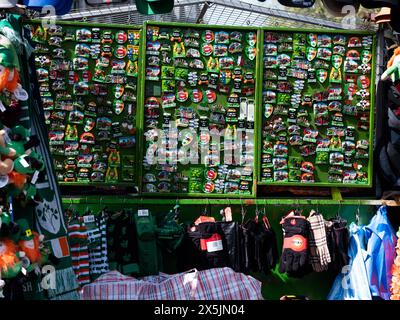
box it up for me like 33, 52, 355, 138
1, 0, 400, 302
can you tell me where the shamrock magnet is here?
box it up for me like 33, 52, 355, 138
306, 47, 317, 61
332, 55, 343, 69
307, 33, 317, 47
246, 46, 257, 61
114, 100, 124, 115
247, 32, 257, 46
316, 69, 328, 83
114, 84, 124, 99
264, 104, 273, 119
84, 118, 95, 132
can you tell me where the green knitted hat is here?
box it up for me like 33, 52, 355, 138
16, 218, 34, 241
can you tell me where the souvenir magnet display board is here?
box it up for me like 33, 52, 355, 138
140, 22, 259, 197
26, 21, 140, 186
260, 29, 375, 187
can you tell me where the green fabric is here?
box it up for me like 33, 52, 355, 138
15, 218, 34, 240
0, 34, 19, 69
382, 61, 400, 82
134, 211, 159, 275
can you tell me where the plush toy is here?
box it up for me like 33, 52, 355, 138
17, 219, 49, 272
0, 129, 14, 176
0, 238, 23, 279
0, 208, 20, 241
0, 125, 44, 196
0, 34, 21, 94
382, 47, 400, 83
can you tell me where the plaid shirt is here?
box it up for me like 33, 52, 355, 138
80, 268, 263, 300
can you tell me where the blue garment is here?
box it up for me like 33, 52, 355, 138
328, 206, 397, 300
364, 206, 397, 300
327, 223, 372, 300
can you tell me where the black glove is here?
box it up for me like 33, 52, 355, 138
196, 222, 229, 269
279, 215, 310, 277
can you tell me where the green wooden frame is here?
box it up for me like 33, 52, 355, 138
138, 21, 262, 198
61, 195, 385, 206
26, 20, 143, 190
257, 27, 377, 188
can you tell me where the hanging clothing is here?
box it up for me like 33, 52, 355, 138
67, 217, 90, 286
86, 211, 109, 280
325, 217, 350, 273
106, 211, 139, 275
307, 210, 331, 272
364, 205, 397, 300
390, 229, 400, 300
327, 223, 372, 300
328, 206, 398, 300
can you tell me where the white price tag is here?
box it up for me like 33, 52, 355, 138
0, 101, 5, 112
83, 215, 95, 223
19, 157, 30, 168
206, 239, 223, 253
138, 209, 149, 217
31, 171, 39, 184
14, 88, 29, 101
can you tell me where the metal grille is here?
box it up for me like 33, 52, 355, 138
53, 0, 376, 30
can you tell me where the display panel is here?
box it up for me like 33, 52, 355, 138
259, 29, 376, 187
140, 22, 260, 197
27, 21, 141, 187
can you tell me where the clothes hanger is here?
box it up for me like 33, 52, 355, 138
355, 200, 361, 226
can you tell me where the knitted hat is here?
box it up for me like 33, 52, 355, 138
16, 219, 34, 241
136, 0, 174, 15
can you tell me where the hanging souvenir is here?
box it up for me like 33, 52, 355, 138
333, 46, 346, 57
191, 89, 203, 103
65, 124, 79, 141
189, 59, 204, 69
318, 34, 332, 47
246, 46, 257, 61
228, 42, 243, 54
274, 170, 288, 182
317, 48, 332, 61
76, 28, 92, 42
316, 69, 328, 83
299, 172, 314, 182
329, 68, 342, 83
307, 33, 317, 47
202, 30, 215, 43
214, 44, 228, 57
